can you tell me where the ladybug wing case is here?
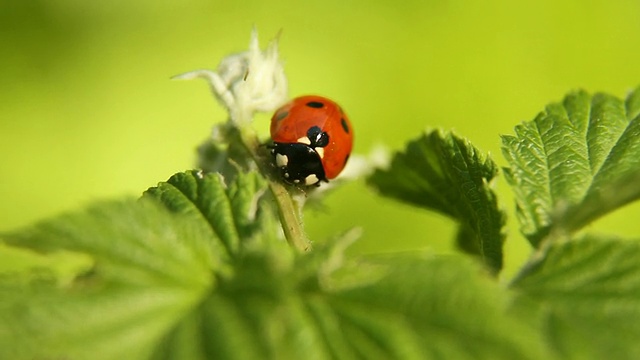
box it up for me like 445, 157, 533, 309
318, 106, 353, 179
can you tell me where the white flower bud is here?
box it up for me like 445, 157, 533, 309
173, 29, 288, 125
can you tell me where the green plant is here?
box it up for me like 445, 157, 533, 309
2, 31, 640, 360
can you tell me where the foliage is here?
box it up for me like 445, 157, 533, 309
502, 89, 640, 246
2, 47, 640, 358
368, 129, 505, 273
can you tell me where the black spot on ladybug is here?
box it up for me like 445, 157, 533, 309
307, 126, 329, 148
274, 110, 289, 121
306, 101, 324, 108
341, 118, 349, 134
343, 153, 350, 167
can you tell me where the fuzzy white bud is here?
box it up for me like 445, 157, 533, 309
173, 29, 288, 125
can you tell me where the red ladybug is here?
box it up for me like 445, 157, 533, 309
269, 95, 354, 186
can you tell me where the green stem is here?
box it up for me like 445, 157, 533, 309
239, 129, 311, 252
267, 179, 311, 252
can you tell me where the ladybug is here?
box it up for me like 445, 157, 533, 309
269, 95, 354, 186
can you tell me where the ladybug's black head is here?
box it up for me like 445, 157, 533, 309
269, 142, 327, 186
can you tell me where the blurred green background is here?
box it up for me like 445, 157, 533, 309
2, 0, 640, 279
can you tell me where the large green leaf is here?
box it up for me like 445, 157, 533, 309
502, 87, 640, 246
367, 129, 506, 274
0, 176, 547, 359
0, 200, 216, 360
326, 254, 548, 359
0, 169, 279, 360
151, 249, 548, 360
511, 235, 640, 359
1, 200, 215, 286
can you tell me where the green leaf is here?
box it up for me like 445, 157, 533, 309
0, 168, 281, 360
143, 170, 277, 260
367, 129, 506, 274
0, 200, 216, 360
511, 235, 640, 359
152, 248, 548, 360
328, 254, 549, 360
1, 200, 215, 286
0, 187, 547, 359
502, 87, 640, 246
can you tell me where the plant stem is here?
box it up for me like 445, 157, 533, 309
239, 129, 311, 252
267, 179, 311, 252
